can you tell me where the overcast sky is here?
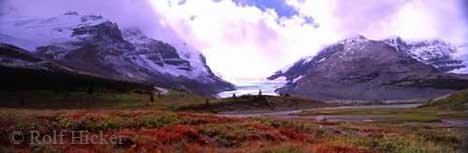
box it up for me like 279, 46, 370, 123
1, 0, 467, 81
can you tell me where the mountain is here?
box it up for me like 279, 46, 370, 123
269, 35, 468, 103
0, 43, 151, 92
0, 11, 234, 95
383, 37, 465, 72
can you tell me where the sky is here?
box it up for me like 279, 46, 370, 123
1, 0, 467, 82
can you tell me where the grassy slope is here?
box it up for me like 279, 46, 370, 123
299, 108, 446, 123
1, 88, 465, 152
0, 65, 215, 110
299, 89, 468, 123
178, 95, 330, 113
0, 90, 209, 110
0, 109, 465, 153
0, 66, 150, 92
421, 89, 468, 111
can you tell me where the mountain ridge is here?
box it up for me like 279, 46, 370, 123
0, 12, 235, 95
269, 36, 468, 103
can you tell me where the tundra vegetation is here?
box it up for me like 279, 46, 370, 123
0, 89, 467, 153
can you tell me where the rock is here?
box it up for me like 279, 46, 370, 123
270, 36, 468, 103
383, 37, 465, 72
0, 12, 235, 96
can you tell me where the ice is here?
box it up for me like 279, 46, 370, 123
217, 78, 287, 98
0, 13, 107, 51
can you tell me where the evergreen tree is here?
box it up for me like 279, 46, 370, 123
87, 87, 94, 95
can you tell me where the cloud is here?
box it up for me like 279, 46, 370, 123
1, 0, 467, 81
233, 0, 299, 18
160, 0, 468, 80
292, 0, 467, 42
0, 0, 162, 32
147, 0, 324, 80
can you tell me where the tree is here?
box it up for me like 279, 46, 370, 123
87, 87, 94, 95
205, 99, 210, 106
150, 94, 154, 102
19, 98, 25, 107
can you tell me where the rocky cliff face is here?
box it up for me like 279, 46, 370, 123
0, 43, 57, 71
0, 43, 152, 92
0, 12, 234, 95
383, 37, 465, 72
269, 36, 468, 103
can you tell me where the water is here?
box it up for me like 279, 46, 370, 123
218, 79, 287, 98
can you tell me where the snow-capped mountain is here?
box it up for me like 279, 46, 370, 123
270, 36, 466, 83
123, 28, 213, 79
0, 43, 63, 71
0, 11, 108, 51
383, 37, 465, 72
269, 35, 468, 103
0, 43, 153, 93
0, 12, 234, 95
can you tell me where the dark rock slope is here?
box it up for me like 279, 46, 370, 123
0, 12, 234, 96
269, 36, 468, 103
0, 44, 151, 92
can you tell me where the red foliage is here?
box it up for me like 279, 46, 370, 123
136, 125, 206, 145
357, 128, 389, 138
251, 123, 314, 142
251, 123, 275, 131
179, 113, 243, 125
311, 144, 376, 153
153, 125, 199, 143
279, 128, 309, 142
63, 144, 112, 153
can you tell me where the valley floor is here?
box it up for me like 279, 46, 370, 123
0, 108, 467, 153
0, 91, 467, 153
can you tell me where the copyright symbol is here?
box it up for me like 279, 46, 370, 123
9, 131, 24, 144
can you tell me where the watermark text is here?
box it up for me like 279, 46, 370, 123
9, 130, 125, 145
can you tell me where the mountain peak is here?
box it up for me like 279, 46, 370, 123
64, 11, 80, 16
340, 35, 368, 44
0, 12, 111, 51
382, 38, 463, 72
270, 36, 468, 102
0, 12, 235, 95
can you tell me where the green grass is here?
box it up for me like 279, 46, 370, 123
0, 90, 210, 110
327, 123, 465, 153
200, 123, 259, 147
391, 114, 441, 123
422, 89, 468, 111
258, 146, 306, 153
0, 108, 466, 153
177, 95, 328, 113
300, 108, 436, 122
299, 107, 468, 123
297, 89, 468, 124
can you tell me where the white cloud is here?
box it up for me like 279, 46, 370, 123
1, 0, 467, 82
148, 0, 329, 81
291, 0, 467, 43
152, 0, 467, 81
148, 0, 467, 81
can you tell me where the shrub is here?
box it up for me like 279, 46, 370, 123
140, 113, 182, 128
259, 146, 306, 153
